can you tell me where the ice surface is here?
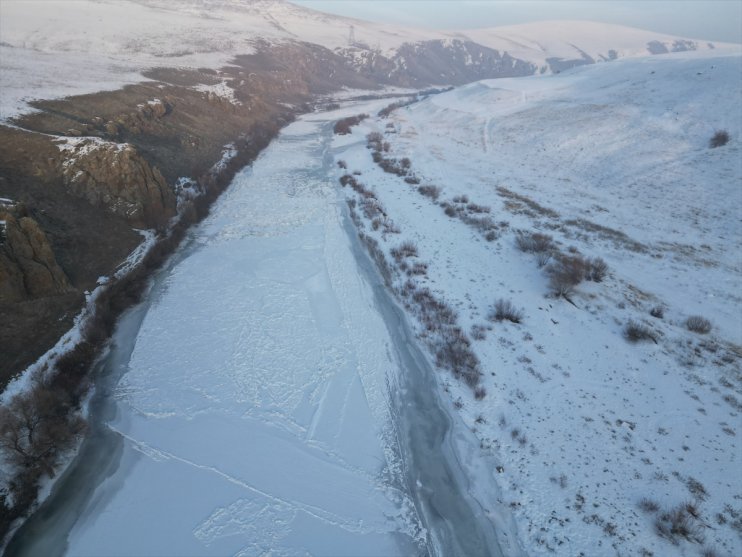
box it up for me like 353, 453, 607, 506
64, 102, 426, 556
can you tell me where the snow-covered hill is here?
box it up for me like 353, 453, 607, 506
0, 0, 735, 120
332, 49, 742, 556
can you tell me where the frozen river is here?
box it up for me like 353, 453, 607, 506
7, 104, 502, 557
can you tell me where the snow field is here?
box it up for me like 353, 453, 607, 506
333, 50, 741, 556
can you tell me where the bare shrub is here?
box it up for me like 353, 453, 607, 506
435, 333, 482, 387
709, 130, 729, 148
488, 299, 524, 324
654, 504, 705, 544
382, 219, 401, 235
485, 230, 497, 242
685, 316, 712, 334
443, 204, 458, 217
466, 203, 491, 214
360, 198, 385, 220
0, 385, 86, 479
548, 255, 587, 297
685, 477, 708, 501
408, 262, 428, 276
624, 320, 656, 343
404, 176, 421, 185
337, 160, 347, 169
516, 231, 554, 253
474, 386, 487, 400
536, 251, 552, 268
391, 241, 418, 261
452, 194, 469, 204
639, 498, 661, 513
470, 324, 487, 340
418, 185, 441, 200
586, 257, 608, 282
400, 157, 412, 170
366, 132, 383, 149
650, 306, 664, 319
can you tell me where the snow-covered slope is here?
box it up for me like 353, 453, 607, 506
465, 20, 732, 69
0, 0, 734, 120
332, 49, 742, 556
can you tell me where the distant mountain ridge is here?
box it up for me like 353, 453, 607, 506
1, 0, 736, 118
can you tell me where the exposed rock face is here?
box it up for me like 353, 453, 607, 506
343, 40, 537, 87
0, 212, 72, 303
57, 139, 176, 228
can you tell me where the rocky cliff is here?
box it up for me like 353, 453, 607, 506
0, 209, 71, 303
57, 139, 176, 229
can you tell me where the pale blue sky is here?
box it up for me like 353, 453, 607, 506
293, 1, 742, 43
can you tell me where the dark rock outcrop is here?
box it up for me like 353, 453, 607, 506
0, 211, 72, 303
58, 140, 176, 228
342, 40, 537, 87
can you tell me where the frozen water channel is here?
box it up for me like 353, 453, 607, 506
9, 105, 503, 556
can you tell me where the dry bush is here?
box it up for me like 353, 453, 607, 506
474, 386, 487, 400
624, 320, 656, 342
685, 316, 712, 334
548, 254, 587, 297
391, 241, 418, 261
709, 130, 730, 148
404, 175, 421, 185
650, 306, 664, 319
466, 203, 491, 214
586, 257, 608, 282
516, 231, 554, 253
382, 219, 401, 235
408, 262, 428, 276
418, 185, 441, 200
443, 204, 458, 217
452, 195, 469, 204
654, 504, 705, 544
639, 498, 661, 513
488, 299, 524, 324
0, 385, 86, 479
536, 251, 552, 268
337, 160, 347, 169
485, 230, 498, 242
366, 132, 383, 149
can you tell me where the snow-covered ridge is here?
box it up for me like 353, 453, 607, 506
1, 0, 737, 121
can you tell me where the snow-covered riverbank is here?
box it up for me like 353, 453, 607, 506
331, 50, 742, 556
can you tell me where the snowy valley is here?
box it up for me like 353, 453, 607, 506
1, 1, 741, 556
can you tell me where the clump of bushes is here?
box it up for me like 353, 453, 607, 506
488, 299, 524, 324
685, 315, 712, 334
709, 129, 729, 148
654, 503, 705, 544
333, 113, 368, 135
